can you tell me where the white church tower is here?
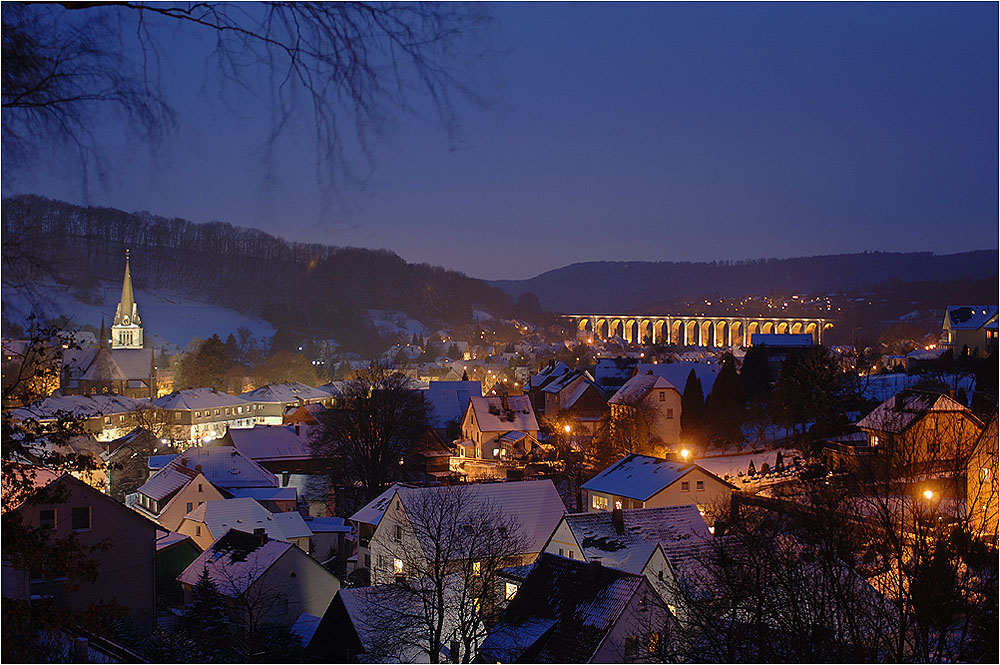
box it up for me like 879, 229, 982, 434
111, 249, 143, 349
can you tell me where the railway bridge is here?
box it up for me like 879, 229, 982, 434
561, 313, 833, 347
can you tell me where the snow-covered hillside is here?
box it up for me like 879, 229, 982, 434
2, 281, 276, 349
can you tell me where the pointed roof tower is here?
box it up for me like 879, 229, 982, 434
99, 316, 108, 349
114, 249, 138, 327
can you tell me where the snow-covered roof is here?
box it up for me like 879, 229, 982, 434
856, 389, 979, 435
290, 613, 323, 648
154, 387, 250, 410
424, 380, 482, 429
226, 425, 314, 462
317, 381, 350, 397
479, 553, 647, 663
239, 382, 330, 404
581, 453, 701, 501
945, 305, 998, 331
9, 393, 149, 422
750, 333, 814, 347
304, 516, 351, 534
146, 444, 278, 492
228, 487, 298, 503
349, 483, 413, 527
608, 374, 677, 406
137, 463, 198, 501
561, 505, 711, 573
156, 530, 194, 551
540, 369, 588, 394
183, 497, 312, 542
467, 395, 538, 433
634, 362, 720, 396
177, 529, 293, 596
530, 361, 572, 389
391, 480, 566, 557
62, 347, 153, 382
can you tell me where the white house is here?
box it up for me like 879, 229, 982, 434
608, 373, 682, 450
581, 453, 734, 518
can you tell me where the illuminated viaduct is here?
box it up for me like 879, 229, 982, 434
561, 313, 834, 347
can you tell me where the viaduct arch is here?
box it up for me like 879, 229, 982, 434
566, 313, 832, 346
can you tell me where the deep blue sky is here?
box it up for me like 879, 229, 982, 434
5, 2, 998, 280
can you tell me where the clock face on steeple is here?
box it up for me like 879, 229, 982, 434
122, 316, 130, 326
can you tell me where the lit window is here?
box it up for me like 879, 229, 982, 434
393, 558, 404, 575
39, 509, 55, 529
71, 506, 90, 531
505, 582, 518, 600
681, 481, 690, 491
592, 495, 609, 510
667, 603, 677, 616
473, 561, 481, 576
648, 632, 661, 654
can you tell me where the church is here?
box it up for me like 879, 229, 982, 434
61, 251, 158, 399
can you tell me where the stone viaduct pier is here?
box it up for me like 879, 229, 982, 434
561, 313, 834, 347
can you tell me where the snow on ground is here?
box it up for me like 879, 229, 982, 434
695, 448, 800, 481
860, 372, 976, 403
367, 309, 429, 340
3, 281, 276, 349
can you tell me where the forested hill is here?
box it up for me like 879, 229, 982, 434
492, 251, 999, 312
1, 195, 513, 351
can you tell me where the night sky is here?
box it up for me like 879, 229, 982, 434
5, 2, 997, 281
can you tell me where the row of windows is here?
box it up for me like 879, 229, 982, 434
38, 506, 91, 531
625, 632, 662, 657
680, 480, 705, 491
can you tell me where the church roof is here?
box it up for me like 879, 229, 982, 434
113, 250, 139, 327
79, 346, 128, 382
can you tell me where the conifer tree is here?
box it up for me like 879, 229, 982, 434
681, 369, 705, 438
182, 567, 229, 651
706, 355, 745, 444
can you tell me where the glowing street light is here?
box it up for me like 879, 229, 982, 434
680, 449, 690, 461
923, 489, 934, 501
564, 425, 572, 434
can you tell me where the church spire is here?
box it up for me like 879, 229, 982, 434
115, 248, 135, 326
99, 316, 108, 349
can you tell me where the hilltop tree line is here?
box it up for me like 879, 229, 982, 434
2, 195, 516, 352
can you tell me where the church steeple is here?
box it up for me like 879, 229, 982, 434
99, 316, 108, 349
111, 249, 143, 349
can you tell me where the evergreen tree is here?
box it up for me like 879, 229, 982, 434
447, 343, 462, 360
706, 355, 745, 444
182, 567, 229, 654
741, 345, 772, 403
224, 333, 241, 364
681, 369, 705, 438
461, 369, 469, 381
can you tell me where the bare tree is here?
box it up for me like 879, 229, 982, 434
310, 362, 429, 506
364, 485, 527, 663
2, 2, 491, 200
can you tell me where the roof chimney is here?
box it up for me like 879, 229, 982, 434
294, 424, 300, 436
588, 559, 602, 581
253, 527, 267, 544
195, 464, 202, 473
893, 393, 905, 411
612, 506, 624, 534
501, 394, 509, 411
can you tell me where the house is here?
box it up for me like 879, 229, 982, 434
855, 390, 985, 470
478, 553, 677, 663
541, 370, 609, 437
176, 497, 312, 551
941, 305, 998, 357
581, 454, 734, 519
239, 382, 334, 425
227, 486, 298, 513
966, 412, 998, 541
126, 444, 277, 531
60, 343, 158, 400
7, 393, 155, 442
749, 333, 815, 377
404, 427, 459, 484
283, 402, 326, 426
153, 388, 257, 446
2, 467, 158, 629
177, 529, 341, 630
542, 505, 712, 620
347, 483, 414, 573
365, 480, 566, 585
528, 361, 573, 414
594, 357, 640, 393
219, 424, 328, 474
303, 516, 353, 571
456, 394, 540, 462
608, 373, 682, 450
634, 362, 719, 399
155, 530, 201, 605
101, 427, 160, 500
424, 379, 483, 436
